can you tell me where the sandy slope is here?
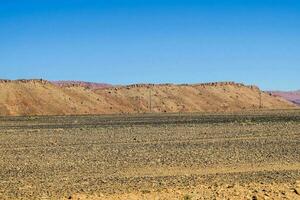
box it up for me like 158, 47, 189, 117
0, 79, 296, 116
0, 80, 113, 116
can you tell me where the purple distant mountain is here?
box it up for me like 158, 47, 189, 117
269, 91, 300, 105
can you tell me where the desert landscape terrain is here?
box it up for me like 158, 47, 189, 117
0, 110, 299, 199
0, 79, 297, 116
0, 80, 299, 199
2, 0, 299, 199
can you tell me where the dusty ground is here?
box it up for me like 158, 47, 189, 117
0, 111, 300, 199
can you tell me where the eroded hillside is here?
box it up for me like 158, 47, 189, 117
0, 79, 296, 116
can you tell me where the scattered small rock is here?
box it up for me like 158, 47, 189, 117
293, 188, 300, 195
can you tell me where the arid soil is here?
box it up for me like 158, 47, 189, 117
0, 110, 299, 199
0, 79, 296, 116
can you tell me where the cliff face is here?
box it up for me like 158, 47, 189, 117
0, 80, 296, 116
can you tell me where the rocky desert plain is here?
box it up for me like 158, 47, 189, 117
0, 79, 299, 200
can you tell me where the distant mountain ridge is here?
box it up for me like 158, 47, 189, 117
269, 91, 300, 105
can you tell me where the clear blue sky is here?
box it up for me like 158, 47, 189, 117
0, 0, 299, 90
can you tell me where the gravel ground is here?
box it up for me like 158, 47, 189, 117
0, 111, 300, 199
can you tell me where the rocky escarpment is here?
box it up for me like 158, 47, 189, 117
51, 81, 111, 89
0, 79, 49, 84
112, 82, 260, 91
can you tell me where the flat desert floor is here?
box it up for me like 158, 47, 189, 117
0, 111, 300, 199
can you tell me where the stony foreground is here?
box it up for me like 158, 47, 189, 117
0, 111, 300, 199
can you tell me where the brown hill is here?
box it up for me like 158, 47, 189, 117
0, 79, 297, 116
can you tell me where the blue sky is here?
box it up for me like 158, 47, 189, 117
0, 0, 299, 90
